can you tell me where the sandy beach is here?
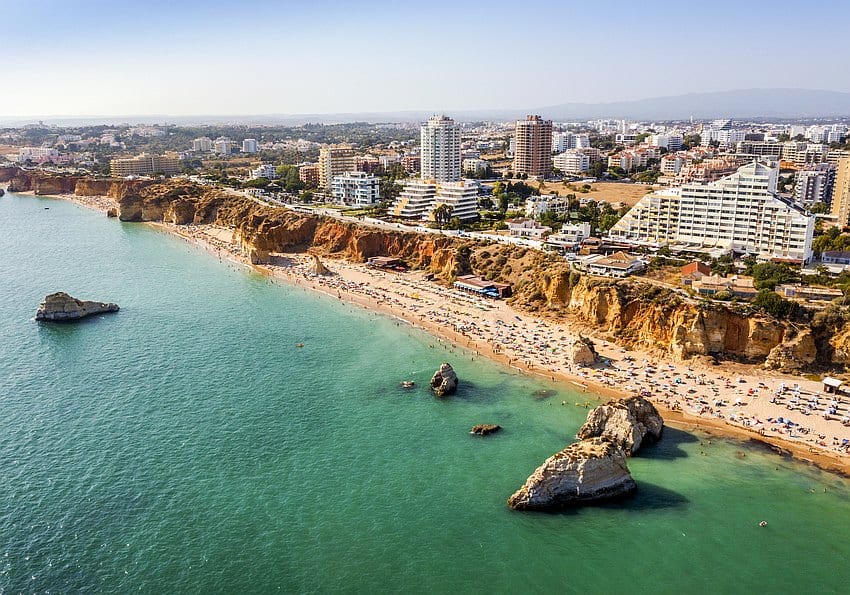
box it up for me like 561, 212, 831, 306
50, 191, 850, 474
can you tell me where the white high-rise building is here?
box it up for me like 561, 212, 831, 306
420, 115, 461, 183
332, 171, 381, 207
242, 139, 258, 153
609, 161, 814, 263
192, 137, 213, 152
213, 137, 231, 155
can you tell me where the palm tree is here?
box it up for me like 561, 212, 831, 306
432, 203, 453, 226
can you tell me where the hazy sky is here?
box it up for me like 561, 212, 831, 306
2, 0, 849, 117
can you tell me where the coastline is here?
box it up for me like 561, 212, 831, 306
24, 189, 850, 476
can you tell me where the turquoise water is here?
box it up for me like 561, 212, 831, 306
1, 192, 850, 594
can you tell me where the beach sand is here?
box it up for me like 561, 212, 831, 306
47, 191, 850, 475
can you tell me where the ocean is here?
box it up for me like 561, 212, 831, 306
1, 191, 850, 594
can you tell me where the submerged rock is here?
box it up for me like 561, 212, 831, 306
507, 437, 636, 510
35, 292, 119, 322
430, 362, 458, 397
470, 424, 501, 436
576, 396, 663, 455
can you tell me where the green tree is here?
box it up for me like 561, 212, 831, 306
749, 262, 799, 290
752, 290, 794, 318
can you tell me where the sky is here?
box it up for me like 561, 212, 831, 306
1, 0, 849, 118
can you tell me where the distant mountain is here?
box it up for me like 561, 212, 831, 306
531, 89, 850, 121
3, 89, 849, 127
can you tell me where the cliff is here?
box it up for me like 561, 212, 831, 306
507, 437, 637, 510
14, 174, 850, 372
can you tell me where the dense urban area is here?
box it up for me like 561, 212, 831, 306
4, 114, 850, 320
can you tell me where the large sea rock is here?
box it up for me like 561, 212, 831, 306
576, 396, 663, 455
507, 437, 637, 510
567, 336, 598, 365
430, 362, 458, 396
35, 292, 119, 322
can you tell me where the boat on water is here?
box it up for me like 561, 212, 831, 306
400, 381, 415, 388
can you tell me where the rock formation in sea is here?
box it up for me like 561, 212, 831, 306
310, 253, 331, 275
507, 437, 637, 510
35, 292, 119, 322
430, 362, 458, 396
576, 396, 663, 455
567, 336, 598, 365
470, 424, 501, 436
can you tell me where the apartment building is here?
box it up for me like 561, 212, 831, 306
250, 164, 278, 180
552, 132, 590, 152
192, 137, 213, 152
830, 158, 850, 227
242, 139, 258, 154
390, 180, 479, 222
318, 144, 357, 190
650, 133, 684, 151
421, 115, 461, 183
213, 137, 231, 155
553, 150, 590, 175
525, 194, 571, 218
331, 171, 380, 207
513, 115, 552, 178
794, 164, 835, 206
609, 161, 815, 263
298, 163, 319, 186
109, 153, 181, 177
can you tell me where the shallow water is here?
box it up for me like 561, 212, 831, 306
1, 192, 849, 593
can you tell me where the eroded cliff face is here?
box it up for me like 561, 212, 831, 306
24, 175, 848, 371
1, 167, 82, 195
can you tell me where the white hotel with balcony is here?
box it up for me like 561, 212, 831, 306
608, 161, 815, 263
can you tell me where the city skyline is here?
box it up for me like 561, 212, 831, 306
3, 0, 850, 118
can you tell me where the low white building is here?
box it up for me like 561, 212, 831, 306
250, 164, 278, 180
463, 158, 489, 176
575, 251, 645, 278
544, 222, 591, 251
525, 194, 571, 218
506, 218, 552, 238
332, 171, 381, 207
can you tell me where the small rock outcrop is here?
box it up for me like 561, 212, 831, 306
311, 253, 331, 275
430, 362, 458, 396
567, 335, 598, 365
470, 424, 501, 436
507, 437, 636, 510
106, 207, 118, 218
35, 292, 119, 322
576, 396, 663, 455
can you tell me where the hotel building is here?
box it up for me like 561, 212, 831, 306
110, 153, 181, 177
609, 161, 815, 263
